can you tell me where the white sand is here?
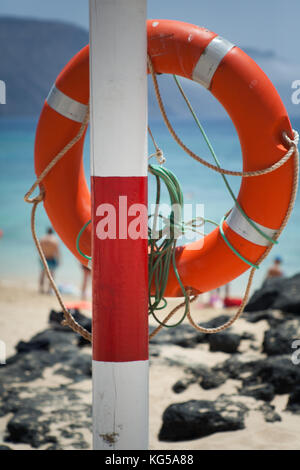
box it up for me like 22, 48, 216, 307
0, 280, 300, 450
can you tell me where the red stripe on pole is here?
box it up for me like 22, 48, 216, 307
91, 176, 148, 362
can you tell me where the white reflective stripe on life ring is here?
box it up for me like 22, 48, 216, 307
46, 85, 88, 123
226, 205, 277, 247
192, 35, 235, 89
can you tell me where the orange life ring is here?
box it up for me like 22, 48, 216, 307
35, 19, 295, 297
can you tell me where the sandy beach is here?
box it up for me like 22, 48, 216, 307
1, 279, 300, 450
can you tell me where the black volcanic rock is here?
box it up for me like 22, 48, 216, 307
49, 309, 91, 333
201, 315, 231, 330
0, 17, 88, 117
188, 364, 228, 390
239, 383, 275, 402
174, 364, 228, 393
214, 354, 260, 379
54, 353, 92, 381
242, 356, 300, 394
6, 409, 53, 448
149, 315, 231, 348
208, 332, 241, 354
286, 387, 300, 414
159, 396, 247, 442
215, 353, 300, 396
200, 370, 228, 390
258, 404, 281, 423
172, 378, 196, 394
245, 274, 300, 313
4, 387, 91, 449
149, 324, 205, 348
263, 319, 300, 356
0, 311, 92, 449
4, 328, 90, 385
244, 310, 286, 327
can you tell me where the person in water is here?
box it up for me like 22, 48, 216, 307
266, 256, 284, 279
39, 227, 60, 293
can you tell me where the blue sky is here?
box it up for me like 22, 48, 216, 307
0, 0, 300, 62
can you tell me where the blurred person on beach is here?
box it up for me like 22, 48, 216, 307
208, 288, 223, 308
81, 264, 91, 300
39, 227, 60, 294
266, 256, 284, 279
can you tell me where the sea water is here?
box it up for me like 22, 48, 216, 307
1, 114, 300, 296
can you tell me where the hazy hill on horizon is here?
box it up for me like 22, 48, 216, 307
0, 17, 88, 117
0, 16, 299, 121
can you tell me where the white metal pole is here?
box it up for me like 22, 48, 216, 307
89, 0, 148, 450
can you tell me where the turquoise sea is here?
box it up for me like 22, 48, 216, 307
1, 114, 300, 296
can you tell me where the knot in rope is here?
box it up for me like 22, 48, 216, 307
283, 129, 299, 154
24, 185, 45, 204
154, 148, 166, 165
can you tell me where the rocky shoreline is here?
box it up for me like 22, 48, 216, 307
1, 275, 300, 450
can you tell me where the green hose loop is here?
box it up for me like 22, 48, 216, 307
219, 215, 259, 269
76, 220, 92, 261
